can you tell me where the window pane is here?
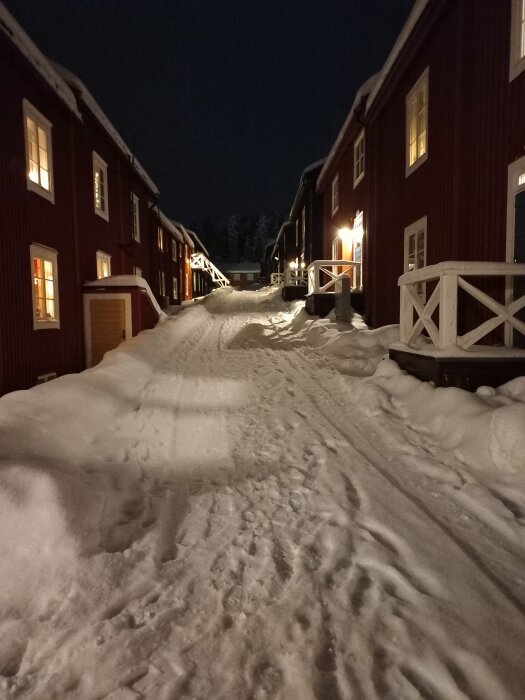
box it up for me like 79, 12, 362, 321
44, 260, 53, 280
45, 299, 55, 319
40, 168, 49, 190
27, 117, 36, 141
45, 279, 54, 300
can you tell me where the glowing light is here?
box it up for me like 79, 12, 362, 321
338, 227, 352, 240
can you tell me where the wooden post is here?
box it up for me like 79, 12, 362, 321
399, 284, 413, 344
439, 274, 458, 348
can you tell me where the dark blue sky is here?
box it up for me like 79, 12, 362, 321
6, 0, 414, 223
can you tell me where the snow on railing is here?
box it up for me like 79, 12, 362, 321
270, 272, 284, 286
398, 261, 525, 350
284, 268, 308, 286
307, 260, 362, 295
191, 253, 230, 288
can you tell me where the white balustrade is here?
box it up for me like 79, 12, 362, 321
398, 261, 525, 350
307, 260, 362, 295
191, 253, 230, 287
270, 272, 284, 286
284, 268, 308, 286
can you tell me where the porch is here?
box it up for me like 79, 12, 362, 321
305, 260, 364, 316
390, 261, 525, 390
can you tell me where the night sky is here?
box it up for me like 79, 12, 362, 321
6, 0, 415, 225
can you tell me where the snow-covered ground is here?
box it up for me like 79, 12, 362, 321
1, 287, 525, 700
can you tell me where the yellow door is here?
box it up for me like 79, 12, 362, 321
90, 298, 126, 366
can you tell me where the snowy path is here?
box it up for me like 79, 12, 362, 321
1, 289, 525, 699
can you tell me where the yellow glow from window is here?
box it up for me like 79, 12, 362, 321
33, 256, 55, 320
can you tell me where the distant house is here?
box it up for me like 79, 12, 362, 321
221, 262, 261, 289
316, 0, 525, 387
289, 160, 325, 269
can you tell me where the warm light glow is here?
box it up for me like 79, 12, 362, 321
33, 256, 56, 319
519, 173, 525, 186
338, 227, 352, 240
289, 261, 297, 270
26, 115, 50, 191
300, 262, 305, 269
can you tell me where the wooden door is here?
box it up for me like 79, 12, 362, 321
90, 298, 126, 366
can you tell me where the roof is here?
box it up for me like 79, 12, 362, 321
0, 3, 81, 118
271, 221, 294, 258
220, 262, 260, 274
316, 73, 379, 190
185, 229, 209, 258
171, 221, 195, 250
51, 61, 159, 196
158, 211, 184, 243
316, 0, 429, 192
289, 159, 325, 220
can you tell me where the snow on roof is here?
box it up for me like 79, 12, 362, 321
316, 73, 380, 190
84, 275, 166, 318
289, 158, 326, 219
317, 0, 428, 191
185, 229, 209, 258
171, 221, 195, 250
365, 0, 428, 116
159, 210, 184, 243
51, 62, 159, 196
0, 3, 80, 118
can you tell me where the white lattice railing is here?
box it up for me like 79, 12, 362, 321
191, 253, 230, 287
399, 261, 525, 350
307, 260, 362, 294
284, 268, 308, 286
271, 272, 284, 286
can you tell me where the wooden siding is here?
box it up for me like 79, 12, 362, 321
0, 37, 84, 393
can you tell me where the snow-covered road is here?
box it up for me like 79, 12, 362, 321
1, 288, 525, 699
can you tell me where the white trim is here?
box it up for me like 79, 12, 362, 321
96, 250, 111, 279
93, 151, 109, 221
172, 276, 179, 300
132, 193, 140, 243
510, 0, 525, 81
505, 156, 525, 344
331, 173, 339, 216
404, 216, 427, 299
157, 225, 164, 252
353, 129, 365, 188
83, 292, 132, 368
405, 68, 429, 177
30, 243, 60, 330
23, 99, 54, 203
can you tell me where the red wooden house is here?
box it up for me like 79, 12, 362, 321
317, 0, 525, 387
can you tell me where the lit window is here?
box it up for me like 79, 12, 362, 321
93, 152, 108, 220
331, 174, 339, 216
157, 226, 164, 252
172, 240, 177, 262
519, 173, 525, 186
510, 0, 525, 80
132, 194, 140, 242
30, 244, 59, 329
353, 130, 365, 187
96, 250, 111, 279
159, 270, 166, 296
404, 216, 427, 298
406, 69, 428, 175
172, 277, 179, 300
133, 266, 142, 277
23, 100, 54, 202
232, 273, 241, 281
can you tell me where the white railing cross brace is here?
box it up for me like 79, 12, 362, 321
307, 260, 362, 294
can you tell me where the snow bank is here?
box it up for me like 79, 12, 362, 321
350, 359, 525, 472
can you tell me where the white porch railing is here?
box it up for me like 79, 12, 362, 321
307, 260, 362, 294
398, 261, 525, 350
270, 272, 284, 286
191, 253, 230, 288
284, 268, 308, 286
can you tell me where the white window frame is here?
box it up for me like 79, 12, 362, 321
157, 225, 164, 252
172, 239, 177, 262
30, 243, 60, 330
232, 272, 241, 281
132, 194, 140, 242
172, 276, 179, 300
510, 0, 525, 80
23, 100, 54, 203
331, 173, 339, 216
406, 68, 429, 177
93, 152, 109, 221
404, 216, 427, 299
133, 265, 142, 277
159, 270, 166, 296
353, 129, 365, 187
96, 250, 111, 279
